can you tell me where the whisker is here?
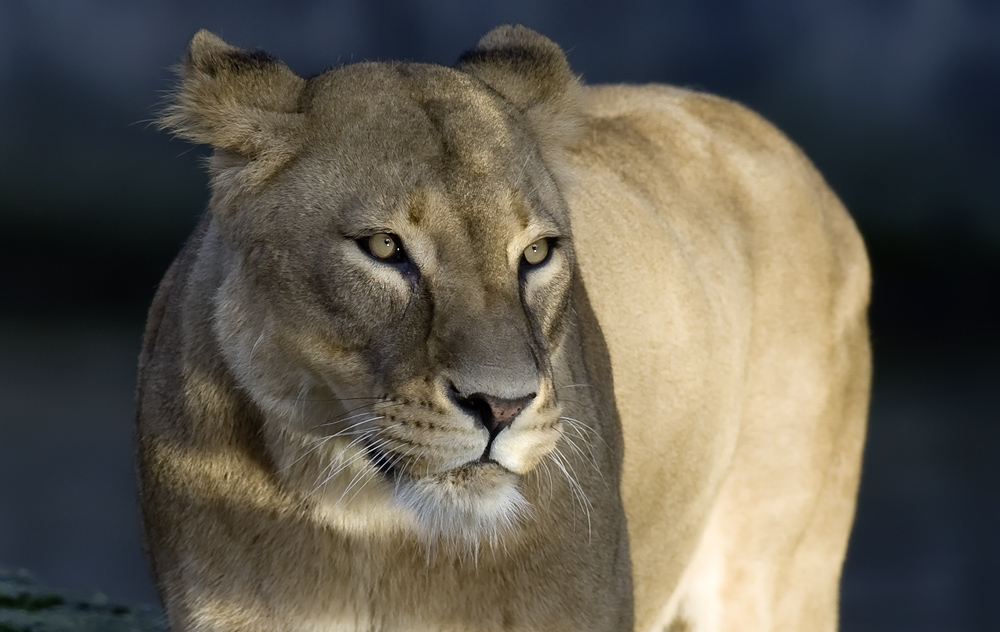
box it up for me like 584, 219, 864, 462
315, 400, 405, 428
558, 425, 603, 478
552, 396, 598, 409
342, 436, 412, 506
548, 446, 593, 540
305, 433, 379, 501
343, 465, 379, 506
512, 149, 534, 189
280, 419, 382, 474
559, 425, 610, 494
317, 409, 376, 428
559, 415, 613, 453
559, 417, 602, 462
336, 436, 396, 504
247, 332, 265, 374
554, 383, 596, 391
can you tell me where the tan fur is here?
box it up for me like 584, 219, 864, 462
138, 26, 870, 632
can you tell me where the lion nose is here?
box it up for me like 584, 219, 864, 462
455, 390, 536, 438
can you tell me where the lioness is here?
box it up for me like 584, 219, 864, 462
137, 25, 870, 632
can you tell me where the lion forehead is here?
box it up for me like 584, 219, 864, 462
301, 63, 524, 175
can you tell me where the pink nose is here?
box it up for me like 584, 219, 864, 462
458, 392, 536, 437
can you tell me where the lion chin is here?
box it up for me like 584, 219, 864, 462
394, 462, 530, 544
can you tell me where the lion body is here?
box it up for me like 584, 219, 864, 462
568, 85, 870, 629
137, 27, 870, 632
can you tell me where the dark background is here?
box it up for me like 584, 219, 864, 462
1, 2, 997, 630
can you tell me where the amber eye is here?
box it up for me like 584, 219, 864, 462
368, 233, 401, 260
522, 239, 550, 266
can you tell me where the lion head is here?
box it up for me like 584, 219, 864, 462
160, 26, 589, 542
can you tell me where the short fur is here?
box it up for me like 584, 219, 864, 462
137, 26, 870, 632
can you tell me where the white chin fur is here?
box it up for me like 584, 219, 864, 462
394, 466, 529, 544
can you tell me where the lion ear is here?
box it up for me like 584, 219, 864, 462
159, 30, 306, 183
457, 25, 583, 180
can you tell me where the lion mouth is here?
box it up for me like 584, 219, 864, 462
359, 440, 526, 539
364, 440, 512, 483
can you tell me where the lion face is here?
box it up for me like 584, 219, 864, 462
185, 57, 580, 539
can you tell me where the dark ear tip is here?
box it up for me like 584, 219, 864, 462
475, 24, 559, 53
185, 30, 280, 77
457, 25, 577, 107
191, 29, 225, 48
187, 30, 232, 62
461, 25, 567, 70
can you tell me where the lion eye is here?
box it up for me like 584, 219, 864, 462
522, 239, 550, 266
368, 233, 401, 260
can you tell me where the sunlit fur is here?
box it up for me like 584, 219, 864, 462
138, 25, 870, 632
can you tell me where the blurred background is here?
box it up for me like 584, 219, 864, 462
0, 1, 996, 630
